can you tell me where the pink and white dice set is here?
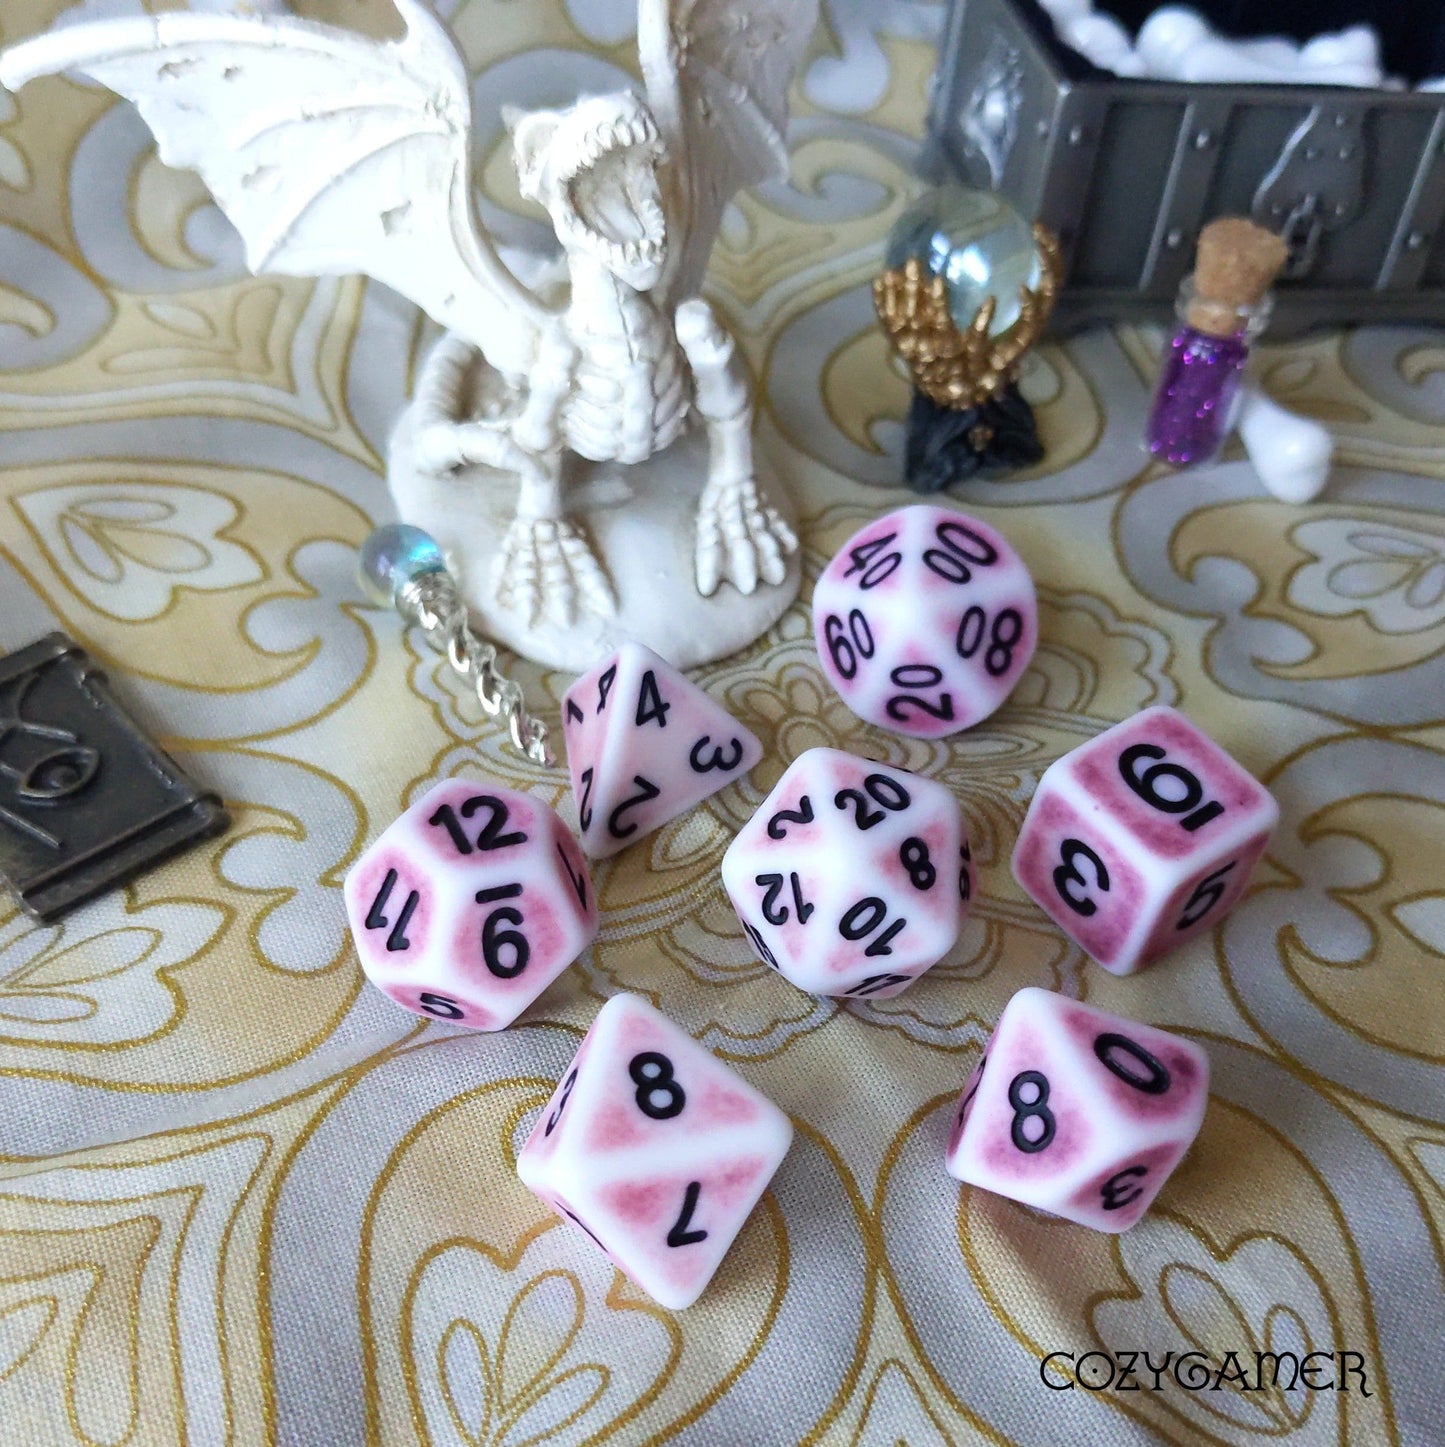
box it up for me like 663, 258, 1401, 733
341, 504, 1276, 1303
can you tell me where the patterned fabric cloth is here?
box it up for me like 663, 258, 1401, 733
2, 1, 1443, 1443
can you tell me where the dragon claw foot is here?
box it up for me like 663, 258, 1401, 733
492, 516, 616, 628
694, 477, 797, 598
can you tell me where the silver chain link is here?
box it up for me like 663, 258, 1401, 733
397, 572, 554, 768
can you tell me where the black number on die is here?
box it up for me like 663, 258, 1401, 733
689, 736, 744, 774
900, 837, 936, 890
955, 605, 1023, 679
476, 882, 529, 978
554, 840, 589, 910
958, 1055, 986, 1123
844, 971, 912, 997
834, 773, 911, 830
635, 669, 671, 729
545, 1066, 578, 1136
957, 840, 973, 904
839, 896, 907, 957
629, 1051, 685, 1120
1007, 1070, 1056, 1153
923, 520, 999, 585
365, 868, 420, 953
766, 795, 814, 839
596, 663, 617, 713
1053, 838, 1110, 917
1100, 1165, 1149, 1211
428, 794, 527, 853
1118, 744, 1224, 832
885, 663, 955, 724
823, 609, 875, 681
742, 920, 779, 968
578, 768, 595, 832
418, 992, 464, 1020
1176, 859, 1237, 930
560, 1201, 606, 1249
1093, 1033, 1171, 1095
844, 532, 901, 589
608, 776, 661, 839
756, 871, 814, 926
666, 1181, 709, 1247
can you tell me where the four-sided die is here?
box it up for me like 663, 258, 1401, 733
564, 642, 762, 859
343, 778, 597, 1029
517, 992, 793, 1310
946, 987, 1210, 1232
812, 504, 1038, 738
1011, 705, 1278, 974
721, 747, 973, 998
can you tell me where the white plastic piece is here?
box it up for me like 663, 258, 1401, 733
812, 505, 1039, 739
1082, 6, 1383, 87
342, 779, 598, 1030
562, 640, 762, 859
1300, 25, 1380, 71
721, 747, 972, 998
1176, 38, 1299, 83
1135, 7, 1209, 76
1237, 386, 1333, 504
1060, 13, 1135, 73
1037, 0, 1093, 22
1237, 36, 1302, 69
1012, 705, 1278, 975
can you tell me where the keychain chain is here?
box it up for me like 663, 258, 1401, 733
398, 570, 554, 768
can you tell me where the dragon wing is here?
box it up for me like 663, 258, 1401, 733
0, 0, 548, 377
638, 0, 818, 304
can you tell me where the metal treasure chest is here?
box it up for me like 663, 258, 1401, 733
923, 0, 1445, 334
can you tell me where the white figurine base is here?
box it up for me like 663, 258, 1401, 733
387, 402, 801, 674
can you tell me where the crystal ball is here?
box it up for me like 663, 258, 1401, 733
359, 523, 447, 608
886, 185, 1041, 338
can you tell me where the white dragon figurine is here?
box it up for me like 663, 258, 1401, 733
1, 0, 815, 632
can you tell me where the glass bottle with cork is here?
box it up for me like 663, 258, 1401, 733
1146, 217, 1288, 468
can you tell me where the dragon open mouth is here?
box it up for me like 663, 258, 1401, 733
562, 113, 666, 272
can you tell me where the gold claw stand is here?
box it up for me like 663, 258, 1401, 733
874, 223, 1063, 407
872, 222, 1064, 490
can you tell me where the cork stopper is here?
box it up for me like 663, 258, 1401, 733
1186, 218, 1289, 336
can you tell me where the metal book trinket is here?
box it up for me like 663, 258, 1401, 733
0, 634, 229, 921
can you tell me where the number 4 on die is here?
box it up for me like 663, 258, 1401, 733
563, 642, 762, 859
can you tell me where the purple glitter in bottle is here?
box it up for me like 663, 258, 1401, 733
1146, 276, 1271, 468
